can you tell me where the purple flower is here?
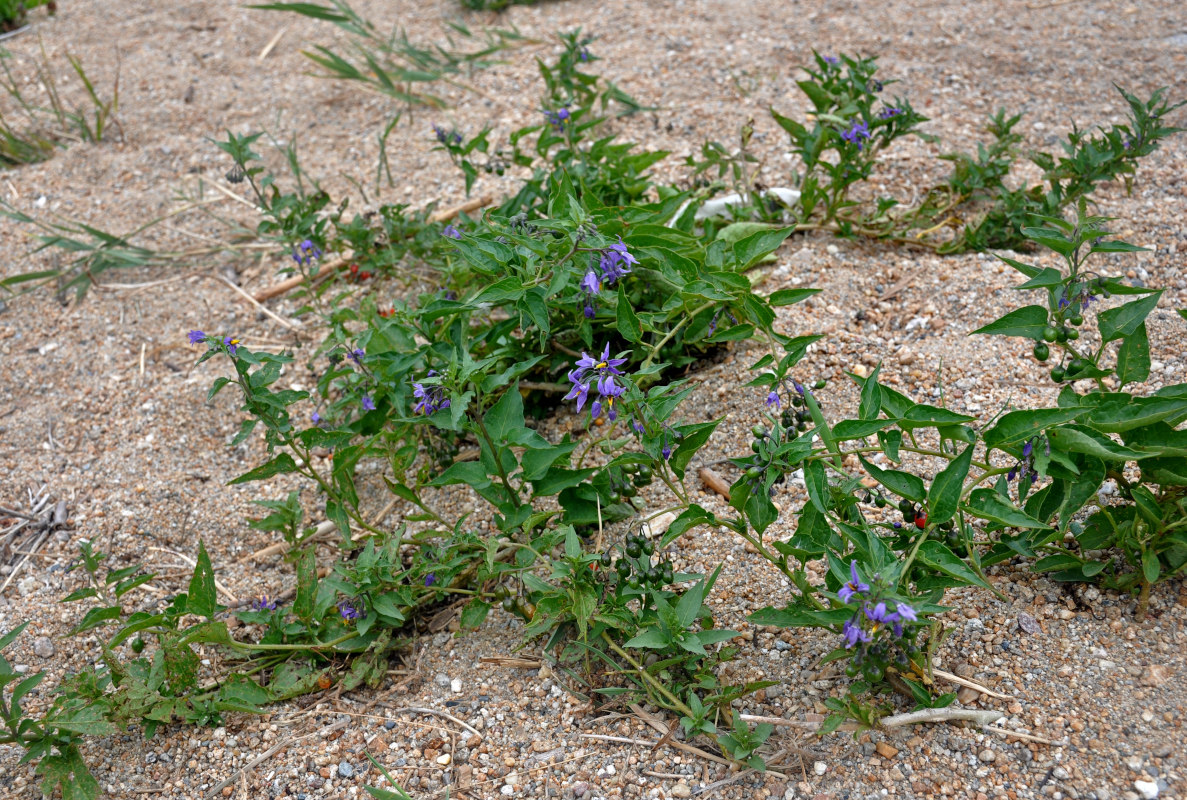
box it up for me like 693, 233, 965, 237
424, 573, 436, 587
579, 48, 591, 61
188, 330, 206, 345
412, 381, 450, 416
348, 348, 365, 365
766, 391, 781, 409
864, 601, 902, 631
312, 411, 321, 424
895, 602, 918, 622
822, 55, 840, 66
878, 107, 902, 119
1007, 467, 1018, 481
362, 396, 376, 412
251, 594, 278, 612
838, 561, 871, 604
292, 239, 322, 266
893, 521, 902, 529
598, 237, 638, 286
566, 345, 630, 422
563, 374, 591, 412
841, 119, 871, 150
631, 419, 645, 435
338, 598, 364, 622
581, 268, 601, 296
662, 443, 672, 460
545, 107, 571, 132
442, 224, 462, 240
223, 336, 240, 355
433, 124, 462, 145
1022, 441, 1034, 459
842, 618, 871, 648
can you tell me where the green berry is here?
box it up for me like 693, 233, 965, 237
1066, 328, 1079, 341
1069, 315, 1084, 326
752, 425, 767, 438
746, 467, 763, 480
1050, 366, 1066, 383
751, 439, 763, 453
1042, 326, 1058, 343
1067, 358, 1087, 376
1032, 342, 1050, 362
131, 638, 146, 654
1056, 327, 1069, 343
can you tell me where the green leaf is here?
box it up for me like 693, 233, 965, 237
899, 405, 976, 430
748, 606, 853, 628
459, 599, 491, 630
964, 488, 1049, 529
1142, 550, 1161, 585
832, 419, 894, 440
803, 459, 829, 514
971, 305, 1050, 338
732, 226, 795, 270
1098, 291, 1163, 342
858, 364, 882, 420
767, 288, 821, 306
928, 445, 974, 526
227, 452, 298, 485
484, 382, 525, 442
623, 627, 670, 649
69, 606, 123, 635
1116, 322, 1151, 387
186, 541, 218, 620
616, 284, 642, 343
859, 456, 926, 503
916, 541, 993, 591
983, 408, 1087, 451
1013, 267, 1065, 289
0, 621, 30, 652
1047, 426, 1144, 461
668, 419, 721, 480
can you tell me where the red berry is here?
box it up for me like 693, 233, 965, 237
359, 271, 371, 280
350, 264, 359, 274
914, 510, 928, 529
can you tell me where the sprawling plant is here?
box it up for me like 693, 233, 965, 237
1, 36, 1183, 799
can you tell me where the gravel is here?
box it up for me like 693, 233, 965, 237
1, 0, 1186, 799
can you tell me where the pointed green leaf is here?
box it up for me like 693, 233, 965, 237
971, 305, 1050, 338
928, 444, 974, 526
1116, 321, 1151, 387
860, 456, 926, 503
1098, 291, 1163, 342
186, 541, 218, 620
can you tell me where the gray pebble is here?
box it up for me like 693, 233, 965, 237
1053, 766, 1070, 780
978, 749, 996, 763
384, 720, 397, 730
338, 761, 354, 779
434, 673, 451, 687
33, 637, 55, 658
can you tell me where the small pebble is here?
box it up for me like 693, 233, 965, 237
1134, 779, 1159, 799
813, 761, 827, 775
978, 749, 996, 763
337, 761, 354, 779
33, 637, 55, 658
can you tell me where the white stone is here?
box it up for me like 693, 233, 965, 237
1134, 779, 1159, 799
813, 761, 827, 776
450, 678, 462, 693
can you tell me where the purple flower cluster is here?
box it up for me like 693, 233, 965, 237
840, 119, 871, 150
564, 344, 627, 422
292, 239, 322, 266
432, 124, 462, 146
1007, 438, 1041, 482
412, 374, 450, 416
251, 594, 278, 612
545, 107, 571, 132
442, 224, 462, 241
837, 561, 919, 649
878, 107, 902, 119
338, 598, 364, 622
578, 237, 638, 318
822, 55, 840, 66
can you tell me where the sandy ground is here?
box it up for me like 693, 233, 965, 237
1, 1, 1186, 799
